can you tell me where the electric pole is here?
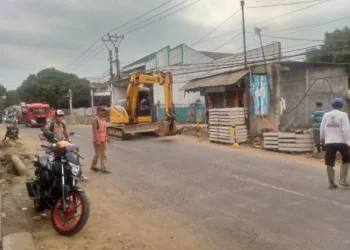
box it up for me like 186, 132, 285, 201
102, 34, 124, 79
102, 33, 124, 107
113, 34, 124, 80
241, 0, 247, 69
255, 26, 271, 93
255, 26, 269, 73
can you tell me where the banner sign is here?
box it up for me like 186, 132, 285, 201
249, 75, 269, 115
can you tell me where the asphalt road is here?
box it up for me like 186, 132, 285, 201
21, 125, 350, 250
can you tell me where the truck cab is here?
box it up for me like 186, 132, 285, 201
22, 103, 50, 127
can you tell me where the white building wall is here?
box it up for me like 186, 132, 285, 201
145, 59, 156, 70
152, 45, 214, 107
156, 47, 169, 68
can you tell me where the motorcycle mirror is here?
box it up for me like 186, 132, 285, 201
69, 132, 75, 136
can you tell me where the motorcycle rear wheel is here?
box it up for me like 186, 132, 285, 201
51, 190, 90, 237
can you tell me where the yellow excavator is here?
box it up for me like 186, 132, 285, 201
107, 71, 177, 139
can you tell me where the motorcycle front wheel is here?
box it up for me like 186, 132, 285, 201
51, 190, 90, 237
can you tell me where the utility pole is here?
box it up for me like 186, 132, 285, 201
255, 26, 271, 93
255, 26, 269, 73
69, 89, 72, 114
113, 34, 124, 80
241, 0, 250, 133
102, 33, 124, 107
241, 0, 247, 69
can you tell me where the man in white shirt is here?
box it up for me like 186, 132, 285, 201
320, 98, 350, 189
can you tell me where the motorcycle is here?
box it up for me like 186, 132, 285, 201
25, 128, 90, 236
3, 121, 19, 141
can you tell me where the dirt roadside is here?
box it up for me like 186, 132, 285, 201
1, 126, 333, 250
0, 126, 205, 250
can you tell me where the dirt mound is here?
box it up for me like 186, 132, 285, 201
0, 140, 23, 149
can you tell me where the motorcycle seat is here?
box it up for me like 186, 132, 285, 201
38, 154, 49, 168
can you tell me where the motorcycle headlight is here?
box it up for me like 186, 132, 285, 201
68, 162, 81, 176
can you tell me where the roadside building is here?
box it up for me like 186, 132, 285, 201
113, 44, 236, 123
180, 61, 349, 136
88, 77, 111, 107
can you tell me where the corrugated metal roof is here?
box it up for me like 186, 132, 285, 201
180, 70, 249, 91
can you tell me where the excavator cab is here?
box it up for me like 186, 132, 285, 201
108, 71, 177, 139
137, 87, 151, 118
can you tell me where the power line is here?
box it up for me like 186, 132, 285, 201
62, 0, 175, 71
200, 15, 350, 44
69, 45, 105, 72
123, 0, 202, 34
246, 32, 324, 42
66, 0, 199, 73
172, 42, 350, 77
191, 8, 241, 46
116, 0, 192, 34
249, 0, 331, 28
166, 10, 242, 64
246, 0, 324, 8
162, 40, 341, 73
150, 0, 332, 70
107, 0, 174, 34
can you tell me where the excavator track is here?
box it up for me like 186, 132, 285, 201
107, 122, 163, 140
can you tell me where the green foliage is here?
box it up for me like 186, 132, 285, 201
17, 68, 90, 108
0, 83, 7, 110
0, 84, 6, 97
307, 27, 350, 63
306, 26, 350, 86
5, 90, 19, 107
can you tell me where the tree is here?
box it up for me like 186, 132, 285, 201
0, 83, 7, 110
306, 27, 350, 84
17, 68, 90, 108
5, 90, 19, 107
307, 27, 350, 62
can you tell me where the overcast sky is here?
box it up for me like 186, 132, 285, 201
0, 0, 349, 90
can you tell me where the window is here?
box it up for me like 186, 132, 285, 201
30, 108, 47, 114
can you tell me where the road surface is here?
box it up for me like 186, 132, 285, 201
21, 125, 350, 250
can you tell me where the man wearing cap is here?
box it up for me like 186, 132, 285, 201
45, 109, 71, 142
311, 102, 326, 153
91, 106, 111, 174
320, 98, 350, 189
44, 110, 88, 181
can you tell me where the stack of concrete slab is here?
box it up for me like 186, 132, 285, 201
278, 133, 314, 152
263, 132, 279, 150
209, 108, 248, 144
263, 132, 314, 153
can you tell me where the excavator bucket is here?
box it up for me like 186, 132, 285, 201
155, 120, 177, 137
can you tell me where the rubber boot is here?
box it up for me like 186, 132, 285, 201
339, 164, 350, 187
327, 167, 338, 189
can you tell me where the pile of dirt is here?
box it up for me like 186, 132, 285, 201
0, 140, 33, 189
251, 136, 263, 149
181, 125, 209, 139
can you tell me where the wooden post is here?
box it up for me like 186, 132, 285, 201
90, 88, 94, 108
